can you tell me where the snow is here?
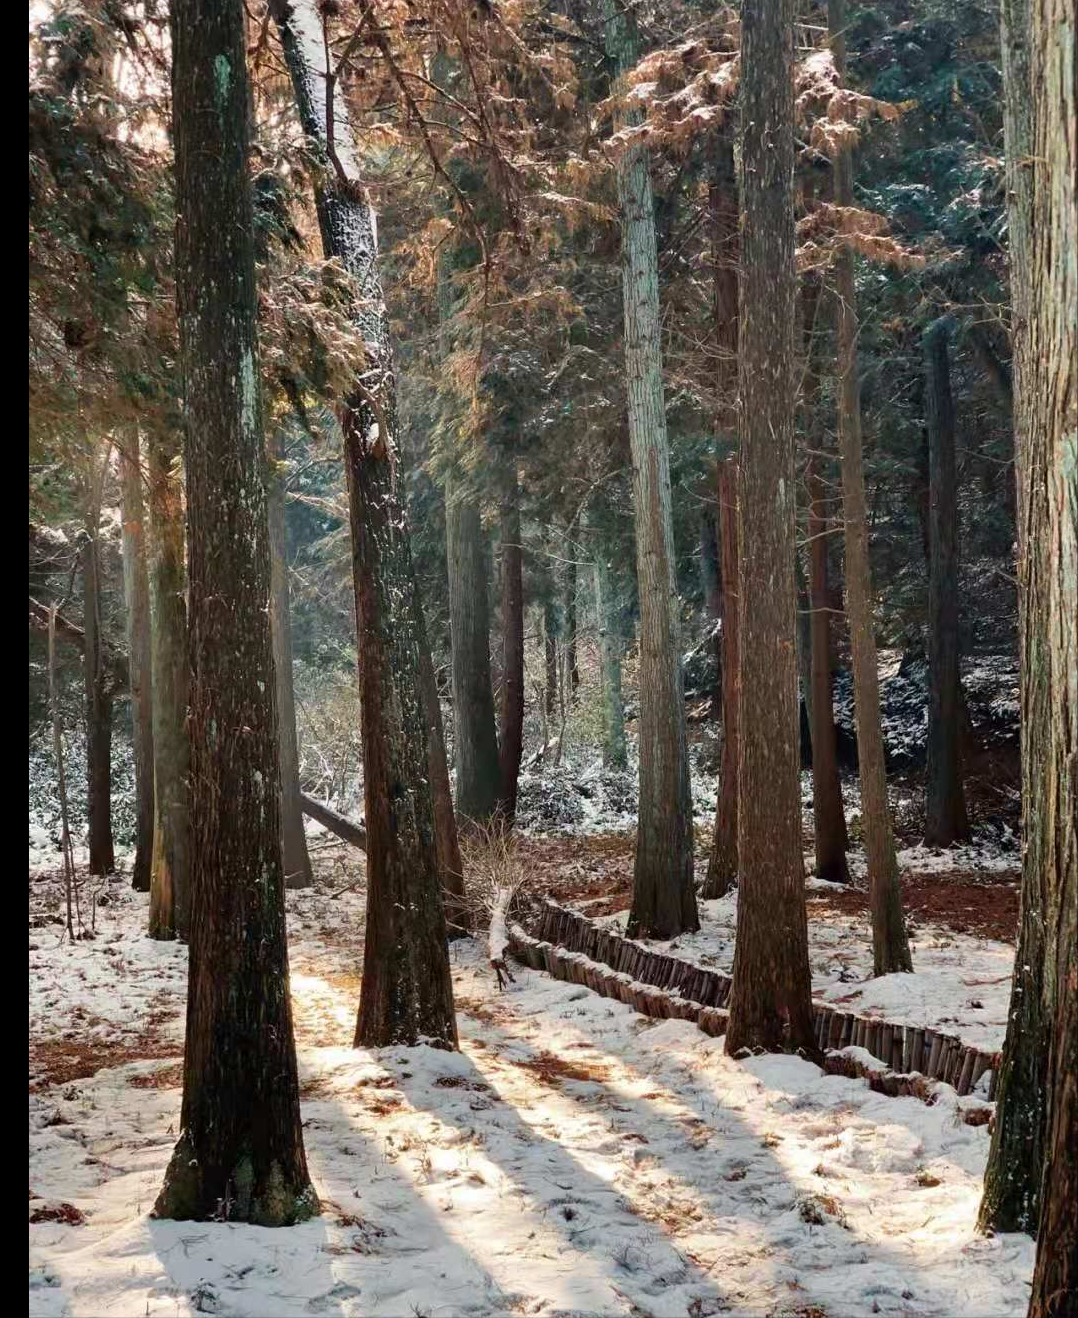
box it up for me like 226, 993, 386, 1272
596, 890, 1014, 1055
29, 876, 1032, 1317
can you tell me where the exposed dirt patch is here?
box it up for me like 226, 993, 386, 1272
809, 870, 1019, 943
511, 1048, 611, 1088
30, 1202, 87, 1226
30, 1029, 181, 1092
127, 1060, 184, 1090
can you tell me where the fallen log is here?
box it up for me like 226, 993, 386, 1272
299, 793, 367, 851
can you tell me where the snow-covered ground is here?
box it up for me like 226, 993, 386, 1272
595, 884, 1013, 1057
30, 877, 1032, 1318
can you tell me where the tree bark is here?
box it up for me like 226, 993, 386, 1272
980, 0, 1076, 1251
120, 433, 154, 892
544, 596, 558, 723
83, 459, 115, 877
723, 0, 815, 1055
699, 506, 723, 721
272, 0, 457, 1049
497, 478, 525, 822
145, 426, 190, 942
300, 792, 366, 850
808, 458, 850, 882
593, 549, 628, 769
268, 428, 314, 889
703, 460, 740, 899
446, 481, 502, 828
829, 0, 912, 976
154, 0, 315, 1225
923, 318, 970, 847
606, 0, 697, 939
565, 557, 580, 699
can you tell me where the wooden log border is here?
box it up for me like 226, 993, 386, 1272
510, 901, 999, 1119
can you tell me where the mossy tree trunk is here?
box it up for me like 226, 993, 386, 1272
981, 0, 1076, 1265
155, 0, 315, 1225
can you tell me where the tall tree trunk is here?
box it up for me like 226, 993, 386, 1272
146, 427, 190, 942
544, 596, 558, 724
565, 557, 580, 699
267, 428, 314, 889
808, 459, 851, 882
606, 0, 697, 939
703, 460, 739, 899
417, 636, 468, 937
829, 0, 912, 976
923, 318, 970, 847
699, 506, 723, 720
272, 0, 457, 1049
593, 549, 628, 769
980, 0, 1075, 1247
154, 0, 315, 1225
497, 478, 524, 822
724, 0, 814, 1055
83, 449, 115, 877
120, 432, 154, 892
446, 482, 502, 828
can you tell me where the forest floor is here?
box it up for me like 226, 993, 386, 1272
30, 831, 1032, 1318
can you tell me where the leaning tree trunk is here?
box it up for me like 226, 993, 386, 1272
446, 482, 502, 829
497, 477, 525, 823
923, 317, 970, 847
980, 0, 1075, 1246
724, 0, 815, 1056
120, 432, 154, 892
829, 0, 912, 976
154, 0, 316, 1225
268, 427, 314, 889
145, 426, 190, 942
272, 0, 456, 1048
83, 460, 115, 877
606, 0, 697, 939
703, 460, 740, 899
593, 547, 628, 769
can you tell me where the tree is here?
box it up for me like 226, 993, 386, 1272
804, 277, 849, 884
923, 317, 969, 847
593, 546, 628, 771
120, 432, 154, 892
829, 0, 912, 977
980, 0, 1076, 1257
703, 460, 739, 899
268, 427, 314, 889
497, 474, 525, 822
446, 480, 502, 827
271, 0, 457, 1048
82, 445, 115, 876
154, 0, 316, 1224
605, 0, 697, 940
146, 426, 190, 942
723, 0, 815, 1055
